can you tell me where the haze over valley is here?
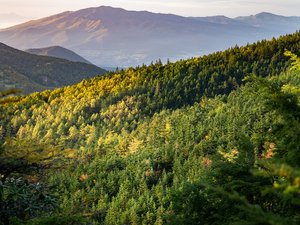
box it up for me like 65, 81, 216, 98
1, 6, 300, 67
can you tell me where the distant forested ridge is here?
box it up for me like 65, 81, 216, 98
0, 43, 106, 94
0, 32, 300, 224
25, 46, 91, 64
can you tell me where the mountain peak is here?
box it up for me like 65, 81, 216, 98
97, 5, 124, 10
254, 12, 283, 19
256, 12, 277, 16
25, 45, 91, 64
74, 5, 128, 17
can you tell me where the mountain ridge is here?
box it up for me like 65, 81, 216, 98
0, 42, 106, 93
25, 46, 91, 64
0, 6, 300, 67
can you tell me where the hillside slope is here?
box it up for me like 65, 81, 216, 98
1, 32, 300, 224
26, 46, 91, 64
2, 31, 299, 138
0, 43, 106, 93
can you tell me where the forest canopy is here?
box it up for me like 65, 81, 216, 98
0, 32, 300, 224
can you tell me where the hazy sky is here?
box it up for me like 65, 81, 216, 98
1, 0, 300, 27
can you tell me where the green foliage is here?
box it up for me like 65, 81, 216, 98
0, 91, 61, 225
0, 178, 57, 225
0, 43, 106, 94
1, 32, 300, 224
24, 215, 87, 225
284, 50, 300, 72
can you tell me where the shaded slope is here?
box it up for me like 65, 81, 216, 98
0, 42, 106, 93
26, 46, 91, 64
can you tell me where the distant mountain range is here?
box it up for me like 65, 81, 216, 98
0, 6, 299, 67
26, 46, 91, 64
0, 43, 106, 94
235, 12, 300, 30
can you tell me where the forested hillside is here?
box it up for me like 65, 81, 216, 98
0, 32, 300, 224
0, 43, 106, 93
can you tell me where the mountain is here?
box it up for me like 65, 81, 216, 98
190, 15, 245, 25
26, 46, 91, 64
0, 42, 106, 94
235, 12, 300, 33
0, 6, 299, 67
1, 32, 300, 224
